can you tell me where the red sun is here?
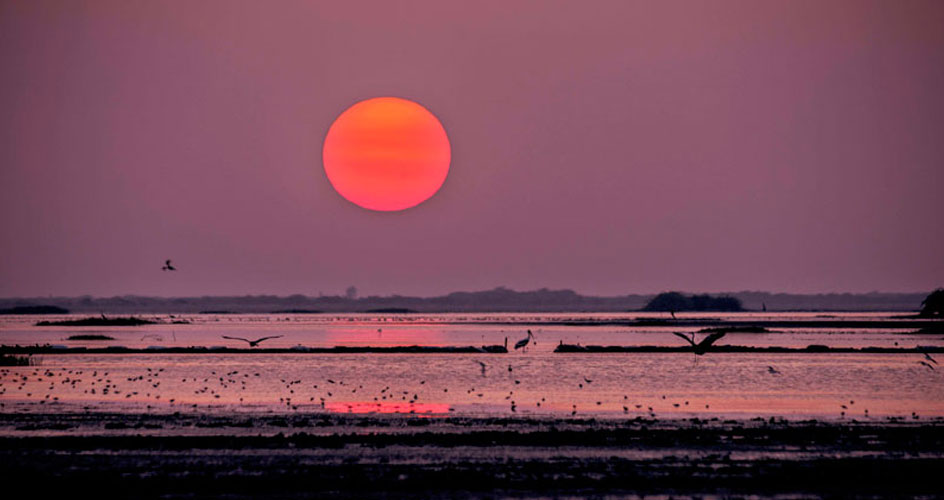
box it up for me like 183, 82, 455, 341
322, 97, 451, 211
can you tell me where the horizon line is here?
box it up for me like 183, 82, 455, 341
1, 287, 936, 302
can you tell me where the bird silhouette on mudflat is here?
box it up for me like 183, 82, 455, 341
514, 330, 535, 351
221, 335, 283, 347
672, 331, 726, 355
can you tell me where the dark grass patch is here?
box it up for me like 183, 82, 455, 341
553, 344, 944, 353
66, 334, 115, 341
697, 326, 771, 334
0, 354, 33, 366
36, 317, 158, 327
0, 305, 69, 315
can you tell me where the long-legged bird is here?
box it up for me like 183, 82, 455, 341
514, 330, 535, 351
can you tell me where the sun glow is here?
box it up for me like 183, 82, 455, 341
322, 97, 451, 211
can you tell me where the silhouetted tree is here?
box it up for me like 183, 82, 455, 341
920, 288, 944, 317
643, 292, 744, 312
642, 292, 689, 312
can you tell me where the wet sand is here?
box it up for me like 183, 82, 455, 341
2, 411, 942, 498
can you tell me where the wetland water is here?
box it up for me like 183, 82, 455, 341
3, 312, 943, 498
2, 312, 942, 420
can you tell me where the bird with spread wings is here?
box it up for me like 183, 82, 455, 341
672, 331, 726, 355
221, 335, 283, 347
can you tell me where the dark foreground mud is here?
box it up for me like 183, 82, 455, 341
1, 413, 942, 499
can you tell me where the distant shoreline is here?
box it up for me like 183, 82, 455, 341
14, 315, 944, 330
0, 288, 931, 314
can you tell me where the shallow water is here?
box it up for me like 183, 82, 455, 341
2, 351, 942, 420
1, 311, 941, 350
2, 313, 942, 419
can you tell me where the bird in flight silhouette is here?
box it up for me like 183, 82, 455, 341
672, 331, 727, 355
161, 260, 176, 271
222, 335, 283, 347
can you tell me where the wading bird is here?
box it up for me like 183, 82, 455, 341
671, 331, 727, 355
161, 259, 176, 271
514, 330, 535, 351
475, 361, 487, 377
221, 335, 283, 347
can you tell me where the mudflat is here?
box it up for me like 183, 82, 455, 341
2, 412, 942, 498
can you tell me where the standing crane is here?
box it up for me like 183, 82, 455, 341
514, 330, 535, 352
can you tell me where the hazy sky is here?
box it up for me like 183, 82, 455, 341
2, 0, 942, 297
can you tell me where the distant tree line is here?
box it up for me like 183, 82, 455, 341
0, 288, 933, 314
0, 305, 69, 315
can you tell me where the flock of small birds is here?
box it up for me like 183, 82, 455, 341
1, 316, 939, 419
0, 352, 938, 421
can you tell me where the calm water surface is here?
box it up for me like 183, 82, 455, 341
2, 313, 942, 419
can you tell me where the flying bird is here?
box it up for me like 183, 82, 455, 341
514, 330, 535, 351
161, 260, 176, 271
918, 361, 935, 371
672, 331, 727, 355
924, 352, 938, 365
221, 335, 283, 347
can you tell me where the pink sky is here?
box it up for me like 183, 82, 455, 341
1, 0, 942, 297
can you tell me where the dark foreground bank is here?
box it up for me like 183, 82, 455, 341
1, 412, 942, 499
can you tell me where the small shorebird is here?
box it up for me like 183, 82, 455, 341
767, 366, 781, 374
221, 335, 283, 347
672, 331, 727, 355
161, 259, 176, 271
918, 360, 935, 371
923, 352, 938, 365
